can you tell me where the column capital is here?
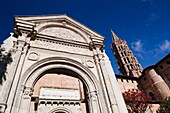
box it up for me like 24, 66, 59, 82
22, 86, 33, 99
87, 90, 98, 100
89, 39, 104, 51
14, 18, 37, 40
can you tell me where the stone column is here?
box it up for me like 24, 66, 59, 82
5, 33, 31, 113
0, 18, 36, 113
96, 48, 128, 113
87, 91, 101, 113
91, 47, 111, 113
0, 35, 26, 113
98, 55, 119, 113
19, 86, 33, 113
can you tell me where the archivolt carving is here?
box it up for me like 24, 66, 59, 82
49, 107, 72, 113
39, 27, 85, 42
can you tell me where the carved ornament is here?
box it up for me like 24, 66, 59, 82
30, 39, 92, 56
39, 27, 85, 42
28, 52, 39, 61
86, 60, 94, 68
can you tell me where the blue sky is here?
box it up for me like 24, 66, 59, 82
0, 0, 170, 74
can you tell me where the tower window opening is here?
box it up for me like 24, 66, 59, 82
124, 58, 127, 64
121, 52, 124, 57
127, 65, 130, 71
127, 57, 130, 63
121, 46, 124, 50
124, 51, 126, 56
130, 64, 133, 69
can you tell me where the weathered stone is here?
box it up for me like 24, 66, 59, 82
0, 15, 128, 113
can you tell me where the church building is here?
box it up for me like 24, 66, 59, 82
0, 15, 128, 113
0, 14, 169, 113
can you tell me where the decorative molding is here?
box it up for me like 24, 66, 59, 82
14, 19, 37, 39
86, 60, 94, 68
39, 100, 80, 106
28, 52, 39, 61
30, 38, 93, 56
23, 87, 33, 99
39, 27, 85, 43
88, 91, 98, 100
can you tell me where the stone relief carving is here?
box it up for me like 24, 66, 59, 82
23, 87, 33, 99
30, 39, 92, 56
86, 60, 94, 68
39, 27, 85, 42
28, 52, 39, 61
87, 91, 98, 100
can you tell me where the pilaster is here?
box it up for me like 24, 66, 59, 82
8, 33, 36, 113
19, 86, 33, 113
0, 20, 36, 113
0, 34, 26, 113
90, 42, 111, 113
94, 44, 128, 113
87, 90, 101, 113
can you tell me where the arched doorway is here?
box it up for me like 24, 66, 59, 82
18, 58, 101, 113
56, 112, 65, 113
30, 70, 87, 113
49, 107, 72, 113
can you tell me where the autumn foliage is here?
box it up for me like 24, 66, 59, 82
122, 89, 152, 113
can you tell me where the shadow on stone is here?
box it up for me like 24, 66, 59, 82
0, 47, 12, 84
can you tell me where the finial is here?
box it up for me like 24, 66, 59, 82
110, 29, 119, 41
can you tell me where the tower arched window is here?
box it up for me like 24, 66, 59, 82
121, 52, 124, 57
130, 64, 133, 69
124, 51, 126, 56
118, 46, 121, 50
127, 57, 130, 63
124, 58, 127, 63
121, 46, 123, 49
127, 65, 130, 71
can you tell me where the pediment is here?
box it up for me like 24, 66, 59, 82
39, 26, 86, 43
15, 15, 104, 44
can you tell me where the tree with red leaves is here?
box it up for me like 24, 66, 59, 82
122, 89, 152, 113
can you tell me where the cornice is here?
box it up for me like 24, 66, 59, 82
15, 15, 104, 41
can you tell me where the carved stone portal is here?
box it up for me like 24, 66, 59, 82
0, 15, 128, 113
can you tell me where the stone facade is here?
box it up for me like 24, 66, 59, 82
0, 15, 128, 113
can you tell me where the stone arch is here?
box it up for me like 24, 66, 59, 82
22, 57, 98, 91
49, 107, 72, 113
19, 57, 102, 113
35, 22, 91, 43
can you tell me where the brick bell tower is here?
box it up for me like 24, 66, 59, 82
111, 30, 143, 77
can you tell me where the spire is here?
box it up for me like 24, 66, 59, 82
110, 29, 120, 41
